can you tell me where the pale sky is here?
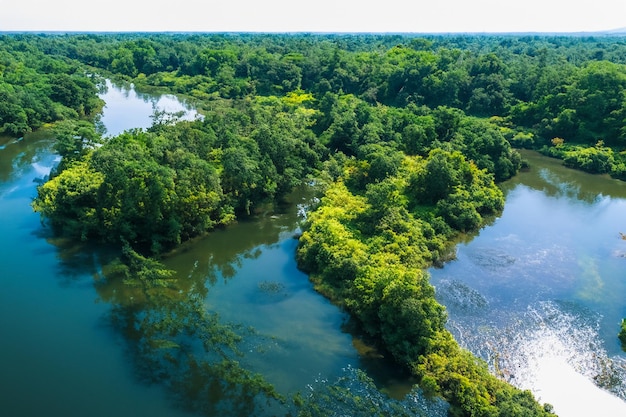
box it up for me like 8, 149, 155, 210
0, 0, 625, 33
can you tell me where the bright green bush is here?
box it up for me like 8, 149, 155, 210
563, 145, 615, 174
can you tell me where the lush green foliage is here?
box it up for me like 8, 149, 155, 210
15, 32, 626, 416
296, 151, 553, 416
541, 141, 626, 178
0, 35, 102, 135
34, 96, 321, 253
10, 32, 626, 174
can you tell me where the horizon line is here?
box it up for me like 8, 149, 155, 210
2, 28, 626, 36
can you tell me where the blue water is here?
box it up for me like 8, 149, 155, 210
0, 82, 365, 417
0, 132, 194, 417
429, 150, 626, 416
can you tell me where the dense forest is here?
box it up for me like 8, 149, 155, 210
3, 32, 626, 416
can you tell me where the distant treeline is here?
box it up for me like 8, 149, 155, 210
3, 32, 626, 175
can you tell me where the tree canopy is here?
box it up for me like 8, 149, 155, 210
12, 31, 626, 416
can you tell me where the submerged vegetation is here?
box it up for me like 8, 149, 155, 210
2, 32, 625, 415
99, 244, 285, 416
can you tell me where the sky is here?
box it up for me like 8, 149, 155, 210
0, 0, 625, 34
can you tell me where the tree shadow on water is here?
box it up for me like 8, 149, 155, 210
99, 246, 287, 417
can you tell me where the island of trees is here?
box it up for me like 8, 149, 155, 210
3, 31, 626, 416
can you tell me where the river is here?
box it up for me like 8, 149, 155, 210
429, 150, 626, 416
0, 81, 422, 417
0, 83, 208, 417
1, 81, 625, 417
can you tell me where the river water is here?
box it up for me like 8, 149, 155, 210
429, 150, 626, 416
0, 83, 205, 417
1, 80, 625, 417
0, 81, 417, 417
97, 79, 202, 136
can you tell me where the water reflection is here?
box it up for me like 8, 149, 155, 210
299, 365, 449, 417
23, 237, 282, 417
54, 188, 432, 416
504, 150, 626, 202
1, 134, 196, 417
430, 150, 626, 416
164, 193, 308, 285
97, 80, 202, 137
1, 80, 452, 417
159, 188, 362, 397
0, 131, 55, 187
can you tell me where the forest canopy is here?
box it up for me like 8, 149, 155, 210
7, 32, 626, 416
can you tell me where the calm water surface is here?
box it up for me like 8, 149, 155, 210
97, 79, 202, 137
3, 81, 625, 417
0, 82, 408, 417
430, 150, 626, 416
0, 82, 214, 417
0, 135, 195, 416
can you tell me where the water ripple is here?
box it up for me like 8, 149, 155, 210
448, 300, 626, 416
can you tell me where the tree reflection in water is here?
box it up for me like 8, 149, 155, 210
45, 188, 450, 417
100, 245, 284, 417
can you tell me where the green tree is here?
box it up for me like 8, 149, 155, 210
110, 47, 138, 77
52, 120, 101, 171
32, 158, 104, 240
